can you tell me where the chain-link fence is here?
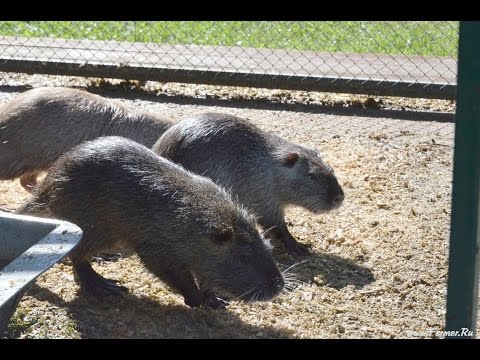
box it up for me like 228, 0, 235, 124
0, 22, 461, 339
0, 21, 458, 99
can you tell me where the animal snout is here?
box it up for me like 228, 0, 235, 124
269, 275, 285, 295
332, 190, 345, 207
324, 175, 345, 209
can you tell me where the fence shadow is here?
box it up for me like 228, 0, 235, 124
88, 84, 455, 123
0, 83, 453, 123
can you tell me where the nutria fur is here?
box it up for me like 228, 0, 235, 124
0, 87, 173, 191
152, 112, 344, 256
17, 136, 284, 308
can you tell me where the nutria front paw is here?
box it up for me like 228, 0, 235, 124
285, 240, 311, 257
202, 290, 229, 309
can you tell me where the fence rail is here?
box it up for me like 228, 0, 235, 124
0, 21, 459, 99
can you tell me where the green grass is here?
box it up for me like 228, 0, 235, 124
0, 21, 458, 57
5, 305, 33, 338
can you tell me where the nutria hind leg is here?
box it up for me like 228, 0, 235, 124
19, 171, 39, 192
263, 220, 311, 257
73, 261, 128, 296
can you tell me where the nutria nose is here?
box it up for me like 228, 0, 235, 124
332, 191, 345, 206
273, 275, 285, 292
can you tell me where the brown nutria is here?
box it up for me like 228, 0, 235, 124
152, 112, 344, 256
17, 136, 284, 309
0, 87, 173, 191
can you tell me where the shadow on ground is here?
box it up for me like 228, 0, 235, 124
16, 283, 295, 339
0, 83, 453, 123
86, 84, 454, 123
0, 82, 454, 123
276, 249, 375, 290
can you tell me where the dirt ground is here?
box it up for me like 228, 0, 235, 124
1, 73, 474, 339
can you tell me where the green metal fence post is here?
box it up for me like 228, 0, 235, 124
445, 21, 480, 339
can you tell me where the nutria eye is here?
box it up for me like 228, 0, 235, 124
211, 229, 232, 245
240, 254, 250, 264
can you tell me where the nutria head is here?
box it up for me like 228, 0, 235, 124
177, 179, 285, 302
274, 145, 344, 213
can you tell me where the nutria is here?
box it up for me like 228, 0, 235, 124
17, 136, 284, 308
152, 113, 344, 256
0, 87, 173, 191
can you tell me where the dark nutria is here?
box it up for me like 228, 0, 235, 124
152, 113, 344, 256
0, 87, 173, 191
17, 136, 284, 308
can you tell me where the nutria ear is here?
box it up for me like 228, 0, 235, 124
211, 229, 232, 245
284, 153, 299, 167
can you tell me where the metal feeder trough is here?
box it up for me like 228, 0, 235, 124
0, 211, 82, 334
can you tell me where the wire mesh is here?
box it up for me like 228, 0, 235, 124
0, 21, 459, 98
